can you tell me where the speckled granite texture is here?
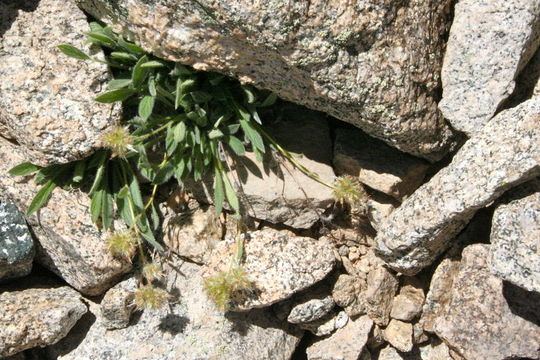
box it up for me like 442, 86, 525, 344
76, 0, 457, 161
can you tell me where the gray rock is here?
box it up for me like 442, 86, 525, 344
306, 315, 373, 360
100, 277, 137, 330
383, 319, 413, 353
367, 195, 397, 232
0, 278, 87, 358
0, 200, 34, 282
287, 292, 335, 324
0, 138, 132, 296
418, 339, 452, 360
334, 128, 429, 200
0, 0, 117, 166
162, 206, 222, 264
433, 244, 540, 360
77, 0, 457, 161
191, 112, 335, 229
439, 0, 540, 135
390, 279, 425, 322
204, 229, 335, 310
375, 98, 540, 275
300, 310, 349, 337
47, 261, 302, 360
489, 180, 540, 292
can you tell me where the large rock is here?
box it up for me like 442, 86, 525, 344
433, 244, 540, 359
375, 98, 540, 275
333, 128, 429, 200
439, 0, 540, 135
100, 277, 137, 330
0, 0, 116, 166
0, 138, 132, 296
191, 111, 335, 229
489, 180, 540, 292
306, 315, 373, 360
77, 0, 457, 161
46, 261, 302, 360
204, 229, 335, 310
0, 278, 87, 358
0, 200, 34, 282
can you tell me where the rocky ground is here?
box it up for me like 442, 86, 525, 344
0, 0, 539, 359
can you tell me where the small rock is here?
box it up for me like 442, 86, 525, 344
390, 279, 425, 321
377, 345, 404, 360
287, 294, 335, 324
332, 274, 363, 308
376, 98, 540, 275
439, 0, 540, 135
365, 265, 399, 326
204, 229, 335, 310
162, 206, 222, 264
0, 278, 87, 358
306, 315, 373, 360
434, 244, 540, 359
366, 324, 386, 351
100, 277, 137, 330
384, 319, 413, 353
300, 310, 349, 337
489, 180, 540, 292
367, 196, 397, 232
0, 200, 34, 282
0, 0, 117, 166
191, 113, 335, 229
334, 128, 429, 201
412, 322, 429, 345
418, 339, 452, 360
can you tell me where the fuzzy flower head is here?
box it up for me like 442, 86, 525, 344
106, 230, 137, 260
332, 175, 367, 206
101, 125, 133, 158
142, 262, 163, 282
203, 266, 253, 311
133, 285, 169, 310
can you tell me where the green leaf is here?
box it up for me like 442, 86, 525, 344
242, 86, 256, 104
153, 162, 175, 185
173, 63, 193, 76
107, 79, 132, 90
222, 172, 239, 212
88, 151, 108, 196
131, 55, 149, 88
8, 162, 41, 176
72, 161, 86, 183
148, 77, 157, 96
86, 32, 116, 47
150, 202, 160, 231
260, 92, 278, 107
239, 119, 265, 153
101, 189, 114, 229
225, 135, 245, 156
89, 22, 104, 32
208, 129, 224, 139
190, 91, 212, 103
173, 121, 187, 142
95, 88, 135, 103
90, 188, 103, 224
110, 51, 138, 62
213, 168, 225, 214
165, 125, 179, 155
137, 216, 165, 252
138, 96, 155, 121
118, 37, 145, 54
140, 60, 165, 68
175, 78, 182, 109
27, 180, 56, 216
57, 45, 90, 61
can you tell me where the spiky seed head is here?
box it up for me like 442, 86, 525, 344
106, 230, 137, 260
133, 285, 169, 310
332, 175, 367, 205
142, 262, 163, 282
101, 125, 133, 158
203, 266, 253, 311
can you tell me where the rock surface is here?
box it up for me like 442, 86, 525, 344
334, 128, 429, 200
375, 98, 540, 275
77, 0, 457, 161
300, 310, 349, 337
439, 0, 540, 135
47, 261, 302, 360
204, 229, 335, 310
383, 319, 413, 353
489, 180, 540, 292
0, 200, 34, 282
0, 0, 116, 166
433, 244, 540, 359
162, 206, 222, 264
0, 278, 87, 358
390, 279, 425, 322
306, 315, 373, 360
100, 277, 137, 330
287, 292, 335, 324
191, 112, 335, 229
0, 138, 132, 295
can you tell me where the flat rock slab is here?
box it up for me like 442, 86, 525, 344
77, 0, 457, 161
47, 261, 302, 360
433, 244, 540, 360
306, 315, 373, 360
0, 138, 131, 296
489, 180, 540, 292
204, 229, 335, 310
0, 278, 87, 358
375, 98, 540, 275
439, 0, 540, 135
0, 200, 34, 282
0, 0, 116, 166
334, 128, 429, 200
